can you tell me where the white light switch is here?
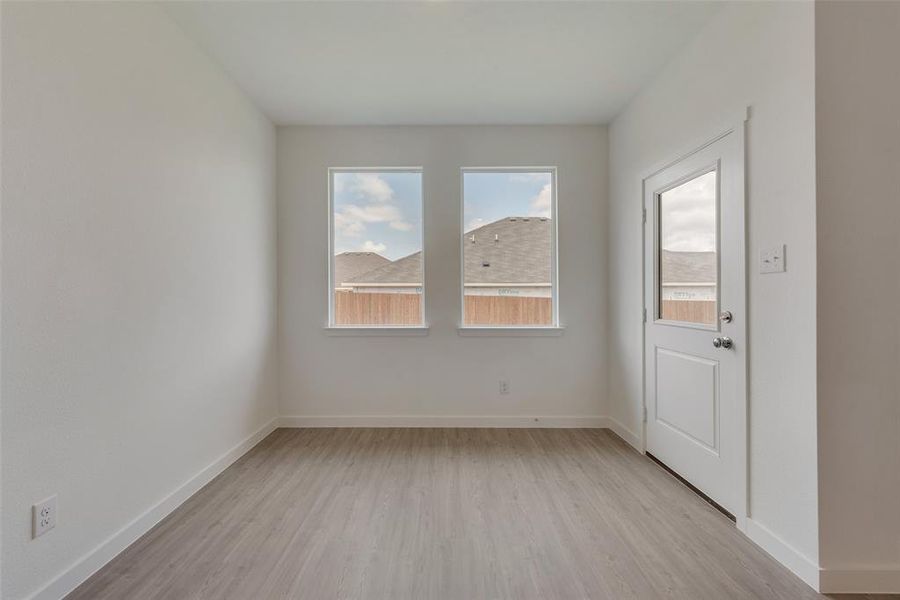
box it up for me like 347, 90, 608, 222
760, 244, 786, 274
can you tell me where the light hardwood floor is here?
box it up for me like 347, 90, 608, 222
67, 429, 896, 599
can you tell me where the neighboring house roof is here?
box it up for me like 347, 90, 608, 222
334, 252, 390, 286
346, 251, 423, 285
661, 250, 716, 284
346, 217, 551, 286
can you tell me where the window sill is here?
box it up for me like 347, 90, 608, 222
323, 326, 430, 337
457, 326, 565, 337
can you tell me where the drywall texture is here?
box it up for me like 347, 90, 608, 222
608, 1, 818, 565
816, 0, 900, 586
278, 126, 607, 421
1, 3, 277, 598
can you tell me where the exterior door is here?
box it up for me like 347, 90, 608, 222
643, 127, 746, 518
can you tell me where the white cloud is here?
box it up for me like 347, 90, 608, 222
361, 240, 387, 253
332, 173, 414, 238
334, 203, 405, 237
528, 183, 552, 218
465, 217, 486, 232
509, 172, 551, 183
346, 173, 394, 203
659, 171, 717, 252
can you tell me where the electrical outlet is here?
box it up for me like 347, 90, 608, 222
499, 380, 510, 395
760, 244, 786, 274
33, 495, 57, 539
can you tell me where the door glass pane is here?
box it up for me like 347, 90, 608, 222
658, 170, 717, 325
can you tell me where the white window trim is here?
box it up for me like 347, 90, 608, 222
323, 326, 430, 337
458, 167, 560, 330
327, 167, 426, 330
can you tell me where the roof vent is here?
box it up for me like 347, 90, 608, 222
482, 261, 490, 268
494, 234, 499, 242
509, 217, 517, 221
470, 234, 476, 243
522, 218, 530, 222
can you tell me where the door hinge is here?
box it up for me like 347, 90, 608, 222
642, 207, 647, 224
642, 307, 648, 323
642, 405, 648, 423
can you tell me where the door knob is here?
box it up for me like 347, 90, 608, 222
712, 336, 733, 349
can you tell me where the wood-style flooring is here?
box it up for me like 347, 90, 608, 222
67, 429, 897, 599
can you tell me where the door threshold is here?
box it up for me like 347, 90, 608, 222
646, 452, 736, 523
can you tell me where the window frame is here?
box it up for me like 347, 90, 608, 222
327, 166, 426, 330
458, 166, 561, 331
652, 163, 721, 332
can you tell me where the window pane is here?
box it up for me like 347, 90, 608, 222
462, 171, 554, 326
331, 170, 423, 326
658, 170, 717, 325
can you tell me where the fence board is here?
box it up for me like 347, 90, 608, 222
334, 291, 422, 325
463, 295, 552, 326
334, 291, 555, 326
660, 300, 717, 324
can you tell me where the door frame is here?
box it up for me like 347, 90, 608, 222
640, 107, 749, 531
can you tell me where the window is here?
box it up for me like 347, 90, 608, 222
329, 169, 423, 327
461, 168, 558, 327
657, 169, 718, 325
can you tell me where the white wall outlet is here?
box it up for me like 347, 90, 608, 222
33, 495, 57, 538
499, 379, 510, 395
760, 244, 786, 274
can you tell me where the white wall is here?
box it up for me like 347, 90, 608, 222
607, 0, 819, 578
278, 126, 607, 424
815, 1, 900, 591
1, 3, 277, 598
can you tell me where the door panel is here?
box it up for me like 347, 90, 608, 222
644, 127, 746, 518
656, 348, 718, 452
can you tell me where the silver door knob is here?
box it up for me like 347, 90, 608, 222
712, 336, 733, 349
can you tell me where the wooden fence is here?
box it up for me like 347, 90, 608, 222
334, 291, 422, 325
660, 300, 717, 324
464, 295, 552, 326
335, 292, 714, 327
334, 291, 553, 326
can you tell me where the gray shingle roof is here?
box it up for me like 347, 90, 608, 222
346, 217, 551, 285
345, 251, 423, 285
463, 217, 550, 284
334, 252, 390, 286
661, 250, 716, 284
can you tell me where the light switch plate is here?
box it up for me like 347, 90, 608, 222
760, 244, 786, 274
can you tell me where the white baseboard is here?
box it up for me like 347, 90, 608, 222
600, 416, 642, 451
818, 567, 900, 594
744, 518, 820, 591
27, 418, 279, 600
278, 415, 607, 428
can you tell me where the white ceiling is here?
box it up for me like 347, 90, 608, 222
164, 1, 721, 126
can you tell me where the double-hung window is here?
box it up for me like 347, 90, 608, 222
461, 168, 558, 327
328, 168, 424, 327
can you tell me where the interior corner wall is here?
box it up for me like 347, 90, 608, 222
1, 3, 278, 598
607, 0, 819, 573
277, 126, 608, 423
815, 1, 900, 591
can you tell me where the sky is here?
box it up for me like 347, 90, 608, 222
464, 171, 552, 232
333, 171, 553, 260
332, 171, 422, 260
659, 170, 717, 253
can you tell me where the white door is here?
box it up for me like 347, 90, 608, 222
644, 128, 747, 518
